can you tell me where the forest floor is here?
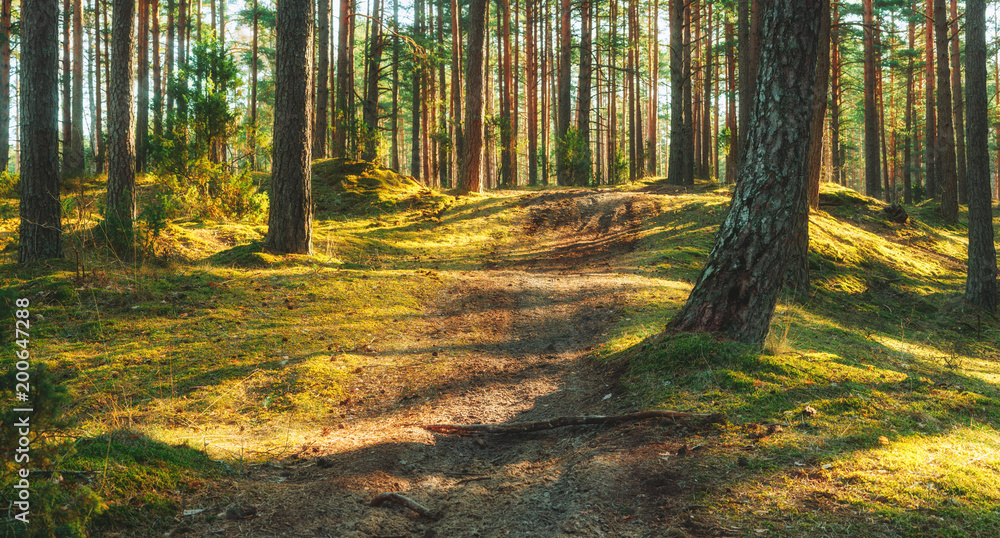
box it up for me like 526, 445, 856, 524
3, 166, 1000, 537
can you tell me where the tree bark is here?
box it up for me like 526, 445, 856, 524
361, 0, 382, 161
925, 0, 937, 198
151, 0, 162, 143
681, 0, 693, 183
0, 0, 11, 173
459, 0, 488, 193
736, 0, 759, 174
830, 2, 841, 185
934, 0, 958, 221
576, 0, 593, 186
250, 0, 258, 169
69, 0, 83, 176
266, 0, 314, 254
135, 0, 149, 173
724, 19, 736, 184
667, 0, 684, 185
963, 0, 997, 312
668, 0, 822, 345
334, 0, 352, 158
526, 0, 537, 185
19, 0, 63, 262
949, 0, 966, 205
555, 0, 571, 186
106, 0, 136, 255
863, 0, 881, 198
61, 0, 71, 177
314, 0, 329, 158
903, 1, 916, 204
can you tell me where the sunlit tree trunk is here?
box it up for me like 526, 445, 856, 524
1, 0, 14, 172
107, 0, 137, 255
964, 0, 997, 312
459, 0, 488, 193
19, 0, 63, 262
669, 0, 822, 344
576, 0, 592, 186
925, 0, 937, 198
136, 0, 149, 172
830, 2, 842, 185
667, 0, 684, 185
934, 0, 958, 221
334, 0, 352, 158
863, 0, 881, 198
903, 1, 916, 204
526, 0, 537, 185
267, 0, 314, 254
555, 0, 571, 186
314, 0, 329, 158
361, 0, 382, 161
949, 0, 966, 205
724, 19, 736, 184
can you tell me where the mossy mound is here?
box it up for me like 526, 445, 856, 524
312, 159, 441, 214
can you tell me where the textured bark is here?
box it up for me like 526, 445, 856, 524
862, 0, 881, 198
459, 0, 487, 193
151, 0, 162, 142
19, 0, 63, 262
106, 0, 136, 254
69, 0, 83, 176
410, 0, 422, 177
526, 0, 537, 185
361, 0, 382, 161
830, 2, 841, 185
949, 0, 966, 205
93, 0, 105, 173
788, 0, 830, 297
701, 3, 712, 181
135, 0, 149, 173
391, 0, 401, 170
934, 0, 958, 221
724, 20, 736, 184
576, 0, 593, 186
736, 0, 759, 173
334, 0, 351, 157
250, 0, 258, 169
555, 0, 571, 186
647, 0, 659, 176
448, 0, 460, 178
681, 1, 693, 183
166, 0, 174, 116
925, 0, 936, 198
0, 0, 11, 172
666, 0, 684, 185
903, 2, 916, 204
314, 0, 329, 158
61, 0, 70, 176
668, 0, 822, 344
963, 0, 996, 312
266, 0, 314, 255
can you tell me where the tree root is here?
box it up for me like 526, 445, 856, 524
371, 492, 439, 519
422, 410, 725, 435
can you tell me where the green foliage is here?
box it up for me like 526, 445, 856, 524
150, 159, 269, 223
556, 127, 592, 186
0, 171, 18, 197
607, 148, 629, 185
0, 311, 106, 536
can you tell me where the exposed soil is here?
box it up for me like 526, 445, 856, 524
171, 190, 720, 537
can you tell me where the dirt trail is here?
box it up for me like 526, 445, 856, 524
175, 190, 709, 537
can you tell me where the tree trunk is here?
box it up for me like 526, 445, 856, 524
410, 0, 422, 177
830, 2, 841, 185
151, 0, 162, 143
69, 0, 83, 176
949, 0, 966, 205
934, 0, 958, 221
681, 1, 693, 183
448, 0, 461, 178
736, 0, 759, 173
701, 2, 712, 181
135, 0, 149, 173
106, 0, 136, 255
250, 0, 258, 169
459, 0, 488, 193
314, 0, 329, 158
19, 0, 63, 262
166, 0, 174, 116
863, 0, 881, 198
555, 0, 571, 186
668, 0, 822, 345
667, 0, 684, 185
61, 0, 71, 176
925, 0, 936, 198
361, 0, 382, 161
93, 0, 105, 174
0, 0, 12, 173
526, 0, 537, 185
266, 0, 314, 254
963, 0, 997, 312
334, 0, 351, 158
903, 1, 916, 204
724, 19, 736, 184
647, 0, 658, 176
576, 0, 592, 186
500, 0, 513, 187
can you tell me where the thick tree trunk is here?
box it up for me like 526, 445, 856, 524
667, 0, 684, 185
361, 0, 382, 161
555, 0, 571, 186
135, 0, 149, 173
0, 0, 11, 173
925, 0, 937, 198
576, 0, 592, 186
903, 2, 916, 204
459, 0, 488, 193
334, 0, 352, 158
314, 0, 329, 158
830, 2, 841, 185
106, 0, 136, 255
863, 0, 881, 198
949, 0, 966, 205
668, 0, 822, 344
963, 0, 997, 312
266, 0, 314, 254
19, 0, 63, 262
736, 0, 759, 173
934, 0, 958, 221
152, 0, 162, 143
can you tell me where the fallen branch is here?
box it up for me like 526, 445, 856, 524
371, 492, 438, 519
422, 410, 725, 435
